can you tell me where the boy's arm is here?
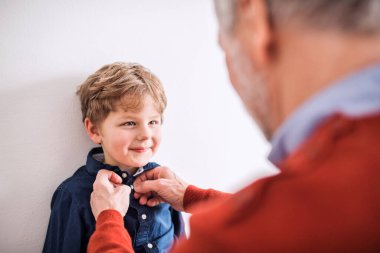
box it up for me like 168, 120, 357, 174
43, 187, 85, 253
88, 210, 134, 253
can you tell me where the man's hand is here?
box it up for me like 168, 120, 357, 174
90, 169, 131, 220
133, 166, 189, 211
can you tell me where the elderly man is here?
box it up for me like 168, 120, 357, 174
88, 0, 380, 252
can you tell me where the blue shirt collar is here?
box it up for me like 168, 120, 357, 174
269, 64, 380, 165
85, 147, 159, 176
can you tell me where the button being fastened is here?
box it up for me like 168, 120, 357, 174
121, 172, 128, 179
147, 243, 153, 249
141, 214, 147, 220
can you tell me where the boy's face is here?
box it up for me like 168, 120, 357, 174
90, 95, 162, 171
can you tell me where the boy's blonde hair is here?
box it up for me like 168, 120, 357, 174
77, 62, 167, 125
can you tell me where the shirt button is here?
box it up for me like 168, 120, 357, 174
141, 214, 147, 220
121, 173, 128, 178
147, 243, 153, 249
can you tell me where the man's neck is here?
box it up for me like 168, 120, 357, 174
273, 29, 380, 129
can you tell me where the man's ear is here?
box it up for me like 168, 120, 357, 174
84, 118, 102, 145
237, 0, 274, 68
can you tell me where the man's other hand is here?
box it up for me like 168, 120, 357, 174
133, 166, 189, 211
91, 169, 131, 220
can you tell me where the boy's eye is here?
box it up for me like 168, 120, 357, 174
149, 120, 160, 125
123, 121, 136, 126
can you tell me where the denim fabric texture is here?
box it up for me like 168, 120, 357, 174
43, 147, 185, 253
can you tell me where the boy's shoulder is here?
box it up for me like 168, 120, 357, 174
52, 166, 95, 202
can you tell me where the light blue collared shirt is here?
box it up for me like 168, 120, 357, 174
269, 64, 380, 165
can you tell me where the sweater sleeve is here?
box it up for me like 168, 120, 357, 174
87, 186, 230, 253
183, 185, 231, 212
87, 210, 134, 253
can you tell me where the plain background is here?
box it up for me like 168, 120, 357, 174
0, 1, 277, 252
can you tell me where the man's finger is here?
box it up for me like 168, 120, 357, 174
139, 196, 147, 205
100, 169, 123, 184
116, 185, 132, 195
94, 170, 122, 190
140, 191, 156, 205
134, 178, 164, 194
134, 172, 148, 184
147, 198, 161, 207
134, 192, 142, 199
135, 167, 166, 183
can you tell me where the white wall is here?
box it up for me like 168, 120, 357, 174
0, 1, 276, 252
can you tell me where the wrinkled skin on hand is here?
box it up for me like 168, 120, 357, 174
133, 166, 189, 211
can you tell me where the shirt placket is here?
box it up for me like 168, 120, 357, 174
133, 203, 158, 252
118, 170, 158, 253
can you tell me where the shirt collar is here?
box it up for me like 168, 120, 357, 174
85, 147, 159, 176
269, 64, 380, 165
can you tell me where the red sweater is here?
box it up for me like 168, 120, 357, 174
88, 114, 380, 253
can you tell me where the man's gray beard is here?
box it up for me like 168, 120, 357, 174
229, 46, 272, 140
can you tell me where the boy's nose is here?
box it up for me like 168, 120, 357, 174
136, 125, 151, 140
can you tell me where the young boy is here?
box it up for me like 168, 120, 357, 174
43, 62, 184, 253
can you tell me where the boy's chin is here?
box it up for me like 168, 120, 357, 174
129, 159, 151, 168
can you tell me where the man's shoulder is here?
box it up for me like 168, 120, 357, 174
181, 114, 380, 252
286, 112, 380, 170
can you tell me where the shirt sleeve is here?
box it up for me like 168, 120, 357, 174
87, 210, 134, 253
183, 185, 231, 212
43, 186, 86, 253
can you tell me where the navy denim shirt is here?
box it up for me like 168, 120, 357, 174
43, 147, 185, 253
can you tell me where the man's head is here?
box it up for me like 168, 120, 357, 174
214, 0, 380, 139
77, 62, 167, 172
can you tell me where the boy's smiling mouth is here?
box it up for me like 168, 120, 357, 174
129, 147, 150, 153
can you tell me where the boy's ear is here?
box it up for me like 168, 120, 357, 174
84, 118, 102, 145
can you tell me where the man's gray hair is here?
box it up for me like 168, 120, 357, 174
214, 0, 380, 35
